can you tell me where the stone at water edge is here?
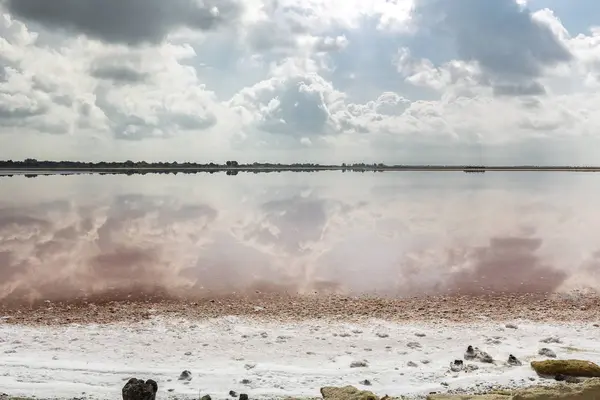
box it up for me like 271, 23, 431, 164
320, 386, 379, 400
122, 378, 158, 400
530, 359, 600, 377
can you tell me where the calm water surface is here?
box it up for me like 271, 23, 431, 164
0, 171, 599, 302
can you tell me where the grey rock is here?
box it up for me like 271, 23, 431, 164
465, 364, 479, 372
241, 379, 251, 384
464, 346, 493, 363
407, 361, 419, 367
415, 333, 426, 337
178, 370, 192, 381
505, 323, 518, 329
376, 333, 389, 338
359, 379, 372, 386
201, 396, 212, 400
540, 336, 562, 344
507, 354, 522, 366
122, 378, 158, 400
229, 390, 238, 397
538, 348, 557, 358
464, 345, 477, 360
407, 342, 422, 349
350, 360, 369, 368
239, 394, 249, 400
450, 359, 464, 372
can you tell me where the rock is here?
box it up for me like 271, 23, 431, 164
464, 346, 493, 363
376, 333, 389, 338
464, 345, 476, 360
540, 336, 562, 344
244, 363, 256, 370
350, 360, 369, 368
229, 390, 238, 397
507, 354, 522, 366
505, 324, 518, 329
538, 348, 557, 358
479, 352, 494, 363
122, 378, 158, 400
320, 385, 379, 400
415, 333, 427, 337
408, 361, 419, 367
531, 359, 600, 377
427, 378, 600, 399
200, 396, 212, 400
555, 374, 581, 383
241, 379, 251, 384
239, 394, 249, 400
178, 370, 192, 381
464, 364, 479, 372
407, 342, 422, 349
359, 379, 372, 386
450, 360, 464, 372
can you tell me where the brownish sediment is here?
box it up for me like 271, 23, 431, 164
2, 291, 600, 326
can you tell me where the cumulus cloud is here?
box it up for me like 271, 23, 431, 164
2, 0, 243, 45
411, 0, 572, 94
0, 0, 599, 163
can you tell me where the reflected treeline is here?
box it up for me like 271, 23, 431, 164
1, 159, 600, 178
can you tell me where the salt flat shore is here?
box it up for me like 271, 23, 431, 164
1, 291, 600, 326
1, 292, 600, 399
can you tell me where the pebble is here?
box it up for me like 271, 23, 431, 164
538, 348, 557, 358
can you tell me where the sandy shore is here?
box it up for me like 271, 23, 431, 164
2, 291, 600, 326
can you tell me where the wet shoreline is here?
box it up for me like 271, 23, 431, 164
2, 291, 599, 326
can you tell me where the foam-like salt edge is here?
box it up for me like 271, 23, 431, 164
1, 317, 599, 399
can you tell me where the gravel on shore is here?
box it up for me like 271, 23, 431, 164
2, 291, 599, 326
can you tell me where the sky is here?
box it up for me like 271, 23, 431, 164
1, 0, 600, 164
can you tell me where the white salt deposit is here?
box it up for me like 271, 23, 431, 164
1, 316, 599, 399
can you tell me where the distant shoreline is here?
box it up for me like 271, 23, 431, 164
2, 166, 600, 175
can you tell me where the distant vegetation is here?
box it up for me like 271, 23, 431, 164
1, 159, 600, 177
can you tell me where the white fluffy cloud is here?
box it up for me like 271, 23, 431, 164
1, 0, 600, 164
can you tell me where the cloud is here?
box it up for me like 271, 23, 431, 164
2, 0, 243, 45
411, 0, 572, 92
89, 64, 148, 84
0, 0, 600, 163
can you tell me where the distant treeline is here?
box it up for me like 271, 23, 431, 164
1, 159, 600, 177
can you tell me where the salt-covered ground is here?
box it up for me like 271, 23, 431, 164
1, 316, 599, 399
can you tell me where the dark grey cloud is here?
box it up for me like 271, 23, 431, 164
493, 81, 546, 96
3, 0, 243, 45
90, 65, 148, 84
413, 0, 572, 92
